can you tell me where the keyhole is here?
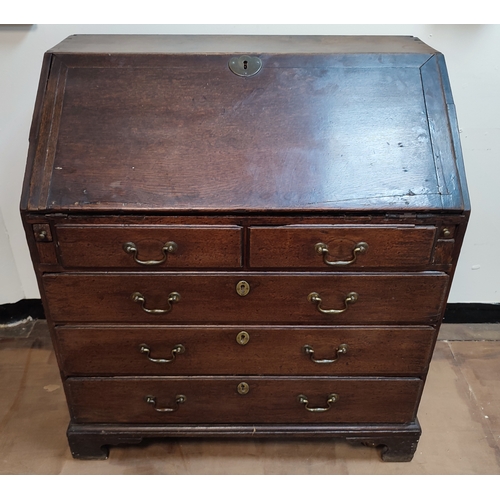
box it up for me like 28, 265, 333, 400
236, 331, 250, 345
237, 382, 250, 395
236, 280, 250, 296
243, 60, 248, 70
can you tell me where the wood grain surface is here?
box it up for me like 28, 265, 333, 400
66, 376, 423, 424
19, 35, 470, 462
55, 326, 436, 377
42, 272, 449, 325
55, 225, 242, 269
249, 225, 437, 269
21, 35, 466, 213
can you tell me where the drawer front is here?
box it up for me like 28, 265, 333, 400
249, 225, 437, 269
43, 273, 449, 325
66, 377, 423, 424
55, 225, 242, 269
56, 326, 435, 376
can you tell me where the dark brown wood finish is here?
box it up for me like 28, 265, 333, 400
66, 420, 422, 461
249, 225, 438, 269
55, 326, 436, 377
55, 225, 243, 269
32, 215, 466, 273
45, 59, 441, 212
42, 272, 449, 325
66, 377, 423, 424
21, 35, 470, 462
21, 36, 467, 214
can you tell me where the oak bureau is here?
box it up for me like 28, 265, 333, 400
21, 35, 470, 461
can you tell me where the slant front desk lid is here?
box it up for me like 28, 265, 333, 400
23, 35, 469, 213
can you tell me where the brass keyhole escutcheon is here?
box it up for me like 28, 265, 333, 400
228, 55, 263, 77
237, 382, 250, 395
236, 280, 250, 297
236, 331, 250, 345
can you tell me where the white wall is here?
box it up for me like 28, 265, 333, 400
0, 207, 23, 304
0, 24, 498, 304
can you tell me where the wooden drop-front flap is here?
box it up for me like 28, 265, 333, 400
22, 35, 469, 214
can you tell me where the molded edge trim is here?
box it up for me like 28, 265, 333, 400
1, 299, 498, 325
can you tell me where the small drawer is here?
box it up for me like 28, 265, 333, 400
42, 272, 449, 325
55, 326, 436, 377
55, 225, 242, 269
249, 225, 437, 269
66, 377, 423, 424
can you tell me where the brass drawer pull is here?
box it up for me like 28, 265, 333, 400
315, 241, 368, 266
303, 343, 348, 364
131, 291, 181, 314
140, 343, 185, 363
145, 395, 186, 413
308, 291, 358, 315
123, 241, 177, 266
297, 393, 339, 412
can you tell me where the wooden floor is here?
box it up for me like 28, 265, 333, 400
0, 321, 499, 474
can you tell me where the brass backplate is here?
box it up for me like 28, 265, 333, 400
236, 280, 250, 297
33, 223, 52, 242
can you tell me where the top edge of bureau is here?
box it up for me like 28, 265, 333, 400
47, 34, 438, 56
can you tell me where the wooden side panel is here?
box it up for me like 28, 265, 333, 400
420, 55, 463, 210
26, 56, 68, 211
21, 52, 53, 212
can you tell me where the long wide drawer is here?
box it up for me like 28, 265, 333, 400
55, 326, 436, 376
55, 225, 243, 269
249, 225, 437, 269
43, 272, 449, 325
66, 377, 423, 424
